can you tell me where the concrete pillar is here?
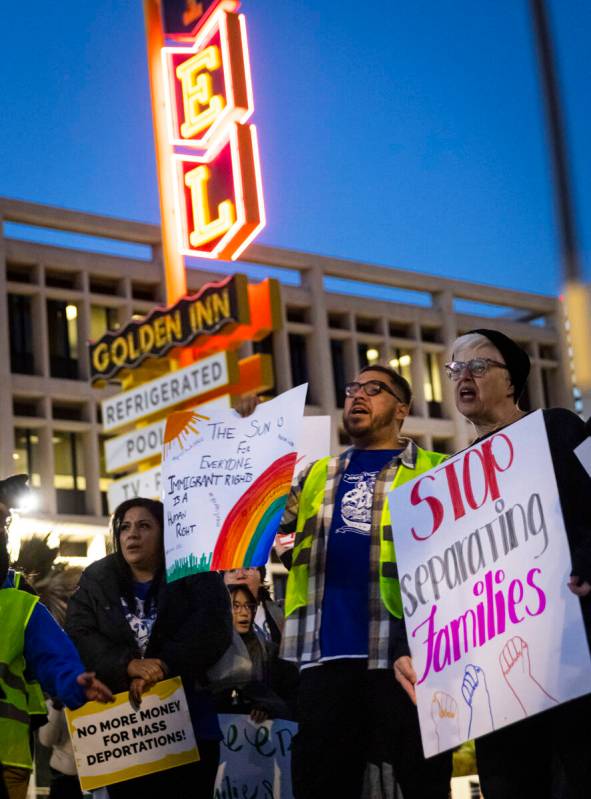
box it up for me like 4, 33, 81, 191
301, 265, 335, 411
31, 291, 50, 377
410, 322, 427, 418
0, 216, 15, 477
83, 429, 102, 517
433, 289, 470, 451
38, 426, 56, 515
272, 302, 291, 395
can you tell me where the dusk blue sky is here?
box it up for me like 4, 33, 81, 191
0, 1, 589, 297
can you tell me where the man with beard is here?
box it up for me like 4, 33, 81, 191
277, 365, 452, 799
394, 329, 591, 799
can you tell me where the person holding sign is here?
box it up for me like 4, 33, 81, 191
0, 476, 113, 799
393, 329, 591, 799
65, 498, 232, 798
268, 366, 453, 799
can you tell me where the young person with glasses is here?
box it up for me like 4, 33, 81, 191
271, 365, 452, 798
208, 584, 296, 722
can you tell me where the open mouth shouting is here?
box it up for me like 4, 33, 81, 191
457, 382, 478, 404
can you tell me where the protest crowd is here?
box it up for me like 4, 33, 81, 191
1, 328, 591, 799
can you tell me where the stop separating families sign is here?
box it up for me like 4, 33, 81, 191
389, 411, 591, 757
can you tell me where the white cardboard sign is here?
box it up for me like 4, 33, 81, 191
215, 714, 296, 799
274, 414, 331, 552
163, 384, 307, 579
389, 411, 591, 757
575, 436, 591, 479
106, 408, 325, 516
65, 678, 198, 791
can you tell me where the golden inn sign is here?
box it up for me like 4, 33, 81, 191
89, 273, 279, 384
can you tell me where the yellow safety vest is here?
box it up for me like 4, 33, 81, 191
12, 571, 47, 721
0, 587, 40, 769
285, 448, 446, 618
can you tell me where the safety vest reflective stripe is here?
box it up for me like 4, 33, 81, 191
0, 701, 29, 725
0, 663, 27, 693
381, 562, 399, 579
292, 547, 311, 568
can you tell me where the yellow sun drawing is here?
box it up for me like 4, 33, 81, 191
163, 410, 209, 457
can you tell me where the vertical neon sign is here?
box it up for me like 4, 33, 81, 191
161, 0, 265, 262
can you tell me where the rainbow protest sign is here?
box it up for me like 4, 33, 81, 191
163, 384, 307, 579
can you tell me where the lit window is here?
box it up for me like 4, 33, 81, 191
53, 432, 86, 515
424, 352, 443, 418
90, 306, 119, 341
13, 429, 41, 488
389, 348, 412, 384
47, 301, 79, 379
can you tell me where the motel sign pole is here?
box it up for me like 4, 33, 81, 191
142, 0, 265, 307
144, 0, 188, 304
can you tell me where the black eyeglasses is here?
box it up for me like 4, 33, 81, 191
232, 601, 257, 613
344, 380, 404, 403
445, 358, 509, 380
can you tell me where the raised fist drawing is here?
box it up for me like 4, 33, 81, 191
461, 664, 494, 739
499, 636, 557, 717
431, 691, 460, 752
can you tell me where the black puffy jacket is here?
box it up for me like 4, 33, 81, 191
65, 554, 232, 694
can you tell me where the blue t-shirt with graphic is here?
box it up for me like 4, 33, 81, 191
121, 580, 158, 656
319, 449, 400, 659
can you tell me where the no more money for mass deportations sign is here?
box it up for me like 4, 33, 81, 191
163, 384, 307, 579
389, 410, 591, 757
65, 677, 198, 791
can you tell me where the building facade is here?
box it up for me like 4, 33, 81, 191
0, 197, 573, 566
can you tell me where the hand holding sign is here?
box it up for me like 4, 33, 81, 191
394, 656, 418, 705
77, 673, 114, 704
127, 658, 167, 684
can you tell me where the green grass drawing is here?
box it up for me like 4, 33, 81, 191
167, 551, 213, 581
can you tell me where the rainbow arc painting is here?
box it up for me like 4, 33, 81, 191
162, 384, 307, 581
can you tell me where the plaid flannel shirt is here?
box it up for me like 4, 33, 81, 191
279, 439, 419, 670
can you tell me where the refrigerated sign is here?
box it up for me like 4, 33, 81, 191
101, 350, 237, 432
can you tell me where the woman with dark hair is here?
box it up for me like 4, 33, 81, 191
208, 584, 297, 722
65, 497, 233, 798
